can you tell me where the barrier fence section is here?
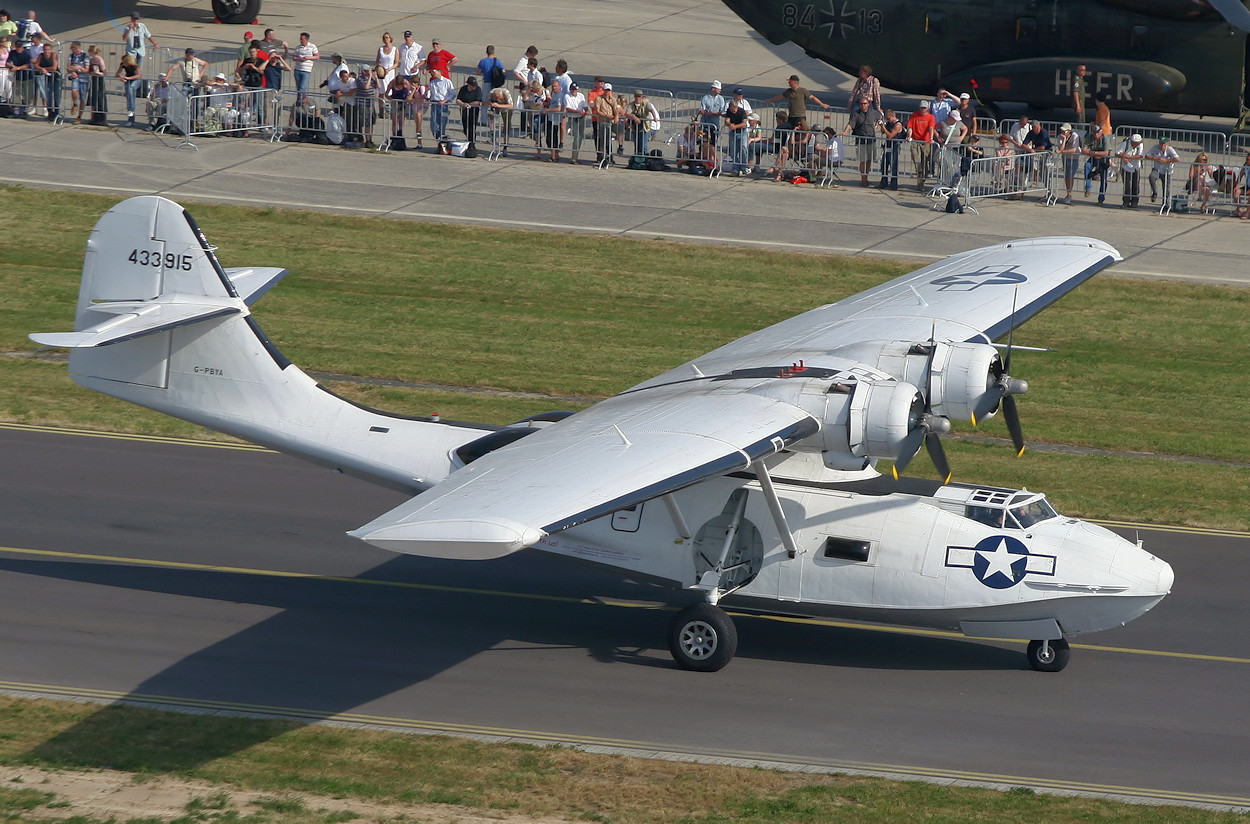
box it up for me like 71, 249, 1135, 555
167, 83, 281, 148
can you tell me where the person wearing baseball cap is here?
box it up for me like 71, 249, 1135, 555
699, 79, 726, 144
765, 73, 830, 120
1056, 122, 1083, 204
399, 31, 423, 82
906, 100, 938, 190
123, 10, 158, 68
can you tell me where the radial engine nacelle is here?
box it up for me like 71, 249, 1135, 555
833, 340, 1020, 423
773, 377, 927, 469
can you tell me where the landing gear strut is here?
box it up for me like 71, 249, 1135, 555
668, 602, 737, 671
1026, 638, 1070, 672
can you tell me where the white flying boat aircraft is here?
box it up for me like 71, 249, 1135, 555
32, 196, 1174, 672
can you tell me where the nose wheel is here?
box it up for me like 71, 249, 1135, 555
668, 603, 737, 672
1026, 638, 1070, 672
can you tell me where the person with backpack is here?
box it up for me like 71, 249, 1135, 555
15, 10, 53, 47
477, 45, 506, 98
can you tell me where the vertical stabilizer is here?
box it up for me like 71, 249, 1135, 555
32, 196, 494, 493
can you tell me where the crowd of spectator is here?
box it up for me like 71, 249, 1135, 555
3, 11, 1249, 217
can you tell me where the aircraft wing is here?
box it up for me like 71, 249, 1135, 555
352, 237, 1118, 561
350, 381, 819, 560
632, 237, 1120, 391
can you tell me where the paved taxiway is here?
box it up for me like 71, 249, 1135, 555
2, 425, 1249, 809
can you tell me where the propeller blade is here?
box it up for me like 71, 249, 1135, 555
926, 431, 952, 484
891, 427, 927, 480
971, 384, 1003, 427
1003, 395, 1025, 456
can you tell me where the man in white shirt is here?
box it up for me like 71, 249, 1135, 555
1116, 133, 1146, 208
563, 81, 589, 163
398, 31, 423, 82
291, 32, 319, 99
426, 67, 455, 139
513, 45, 537, 83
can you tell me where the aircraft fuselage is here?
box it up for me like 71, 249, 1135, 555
722, 0, 1248, 117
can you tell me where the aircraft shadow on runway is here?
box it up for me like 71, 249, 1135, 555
0, 553, 1020, 770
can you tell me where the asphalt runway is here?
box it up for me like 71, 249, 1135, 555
2, 424, 1248, 809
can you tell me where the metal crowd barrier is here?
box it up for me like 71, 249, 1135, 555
167, 83, 281, 149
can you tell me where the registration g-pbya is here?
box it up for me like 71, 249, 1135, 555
32, 197, 1173, 673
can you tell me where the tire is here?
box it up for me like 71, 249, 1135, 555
667, 603, 737, 672
212, 0, 261, 25
1026, 638, 1070, 672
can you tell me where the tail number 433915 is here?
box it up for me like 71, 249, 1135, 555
129, 249, 194, 271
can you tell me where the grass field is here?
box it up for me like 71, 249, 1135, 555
0, 696, 1246, 823
2, 186, 1247, 528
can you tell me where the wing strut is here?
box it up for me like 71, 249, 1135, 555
663, 494, 693, 539
695, 489, 749, 604
753, 461, 800, 560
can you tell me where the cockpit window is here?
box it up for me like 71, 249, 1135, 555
966, 496, 1057, 530
1009, 496, 1058, 528
966, 505, 1006, 528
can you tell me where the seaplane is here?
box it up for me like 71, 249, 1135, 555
31, 196, 1173, 672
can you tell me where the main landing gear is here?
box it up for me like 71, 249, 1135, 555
1026, 638, 1070, 672
668, 602, 738, 672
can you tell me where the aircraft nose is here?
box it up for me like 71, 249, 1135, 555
1157, 558, 1175, 596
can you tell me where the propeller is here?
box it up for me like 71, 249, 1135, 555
972, 292, 1029, 456
894, 323, 953, 483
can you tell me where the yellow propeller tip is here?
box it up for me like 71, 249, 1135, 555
891, 466, 900, 481
1016, 447, 1026, 458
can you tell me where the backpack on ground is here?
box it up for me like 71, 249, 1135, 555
945, 191, 964, 213
628, 154, 649, 170
388, 135, 407, 151
645, 148, 668, 172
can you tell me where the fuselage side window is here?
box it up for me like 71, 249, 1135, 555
823, 536, 871, 562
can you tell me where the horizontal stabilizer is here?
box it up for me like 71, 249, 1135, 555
347, 517, 547, 560
225, 267, 289, 306
30, 301, 240, 348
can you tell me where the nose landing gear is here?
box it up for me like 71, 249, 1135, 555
1026, 637, 1070, 672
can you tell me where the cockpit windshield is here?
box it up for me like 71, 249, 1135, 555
1009, 495, 1058, 528
965, 494, 1058, 530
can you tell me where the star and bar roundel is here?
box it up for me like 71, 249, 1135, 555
946, 536, 1056, 589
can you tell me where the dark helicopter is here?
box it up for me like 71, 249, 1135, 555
720, 0, 1250, 120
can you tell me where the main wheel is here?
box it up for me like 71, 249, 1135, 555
668, 603, 737, 672
212, 0, 261, 24
1026, 638, 1070, 672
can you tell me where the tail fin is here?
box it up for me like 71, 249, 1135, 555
31, 196, 491, 493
